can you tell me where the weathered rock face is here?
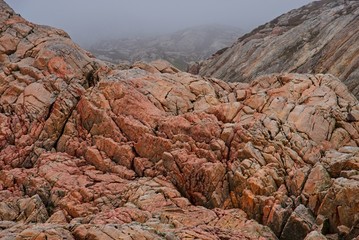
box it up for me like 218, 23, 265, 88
1, 1, 359, 240
0, 0, 106, 170
198, 0, 359, 98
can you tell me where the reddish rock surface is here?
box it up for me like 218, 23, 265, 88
1, 1, 359, 239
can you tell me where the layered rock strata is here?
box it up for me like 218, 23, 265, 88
197, 0, 359, 98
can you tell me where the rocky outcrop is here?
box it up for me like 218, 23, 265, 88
198, 0, 359, 98
1, 1, 359, 239
0, 0, 106, 170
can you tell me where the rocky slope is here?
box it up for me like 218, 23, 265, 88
1, 1, 359, 240
197, 0, 359, 98
89, 25, 243, 70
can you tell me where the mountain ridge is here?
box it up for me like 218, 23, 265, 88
197, 0, 359, 98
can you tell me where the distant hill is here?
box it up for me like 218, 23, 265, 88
88, 24, 244, 70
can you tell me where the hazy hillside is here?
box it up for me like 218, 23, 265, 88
198, 0, 359, 97
89, 24, 243, 70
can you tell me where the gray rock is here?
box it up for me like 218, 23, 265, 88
304, 231, 327, 240
199, 0, 359, 98
280, 205, 316, 240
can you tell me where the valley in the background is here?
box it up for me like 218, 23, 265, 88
89, 24, 243, 70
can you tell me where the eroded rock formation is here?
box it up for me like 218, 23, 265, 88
1, 1, 359, 239
197, 0, 359, 98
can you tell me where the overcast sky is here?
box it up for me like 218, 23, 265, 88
7, 0, 313, 47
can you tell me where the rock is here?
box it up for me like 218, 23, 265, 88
304, 231, 327, 240
198, 0, 359, 99
302, 164, 332, 214
318, 177, 359, 233
12, 225, 74, 240
131, 61, 160, 74
316, 214, 330, 235
346, 221, 359, 240
149, 59, 180, 74
72, 224, 163, 240
338, 225, 351, 237
46, 210, 68, 224
0, 0, 105, 169
0, 195, 48, 224
187, 61, 200, 74
280, 205, 316, 240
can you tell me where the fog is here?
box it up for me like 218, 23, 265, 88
7, 0, 313, 47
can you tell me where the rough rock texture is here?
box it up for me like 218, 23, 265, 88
1, 1, 359, 240
198, 0, 359, 98
0, 0, 106, 169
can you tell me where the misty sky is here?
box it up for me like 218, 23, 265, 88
7, 0, 313, 47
